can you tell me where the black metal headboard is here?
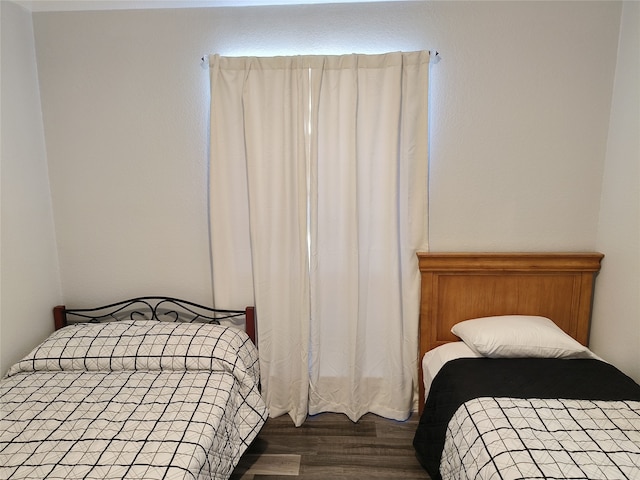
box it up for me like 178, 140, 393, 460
53, 296, 256, 343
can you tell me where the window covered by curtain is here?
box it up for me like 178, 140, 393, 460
209, 51, 430, 426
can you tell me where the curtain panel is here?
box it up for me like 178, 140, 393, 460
209, 51, 430, 426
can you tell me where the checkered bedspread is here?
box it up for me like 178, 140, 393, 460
441, 397, 640, 480
0, 321, 267, 480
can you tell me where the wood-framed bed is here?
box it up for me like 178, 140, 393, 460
416, 252, 604, 409
0, 296, 266, 480
413, 252, 640, 480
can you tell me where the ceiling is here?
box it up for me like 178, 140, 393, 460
18, 0, 415, 12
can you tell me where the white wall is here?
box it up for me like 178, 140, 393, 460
0, 0, 62, 375
32, 1, 621, 292
426, 2, 619, 252
592, 1, 640, 381
28, 2, 636, 378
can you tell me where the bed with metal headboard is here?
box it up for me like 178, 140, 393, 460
1, 296, 266, 480
53, 295, 256, 343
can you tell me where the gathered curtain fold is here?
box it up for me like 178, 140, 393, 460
209, 51, 429, 426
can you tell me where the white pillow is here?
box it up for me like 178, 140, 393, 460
451, 315, 595, 359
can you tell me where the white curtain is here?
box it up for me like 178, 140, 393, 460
209, 52, 429, 426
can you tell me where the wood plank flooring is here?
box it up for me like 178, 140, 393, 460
230, 412, 430, 479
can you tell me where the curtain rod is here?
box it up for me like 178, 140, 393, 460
200, 51, 440, 67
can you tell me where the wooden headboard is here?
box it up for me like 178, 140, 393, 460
417, 252, 603, 408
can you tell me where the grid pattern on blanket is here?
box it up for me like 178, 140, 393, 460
0, 321, 267, 480
441, 397, 640, 480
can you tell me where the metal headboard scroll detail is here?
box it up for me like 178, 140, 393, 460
53, 297, 257, 343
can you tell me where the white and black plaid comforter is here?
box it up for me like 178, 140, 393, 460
414, 358, 640, 480
441, 397, 640, 480
0, 321, 268, 480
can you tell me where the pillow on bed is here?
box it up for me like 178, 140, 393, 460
451, 315, 595, 359
7, 320, 260, 383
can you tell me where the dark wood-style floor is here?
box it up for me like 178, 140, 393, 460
230, 412, 430, 479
